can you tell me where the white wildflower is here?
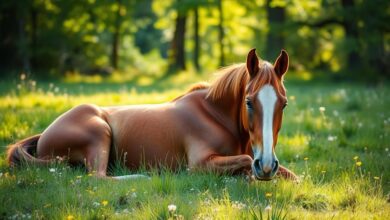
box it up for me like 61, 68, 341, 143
168, 204, 177, 212
92, 201, 100, 208
327, 135, 337, 142
49, 168, 56, 173
319, 106, 326, 112
232, 201, 246, 210
265, 205, 272, 212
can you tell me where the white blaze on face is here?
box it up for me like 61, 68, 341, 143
257, 84, 277, 169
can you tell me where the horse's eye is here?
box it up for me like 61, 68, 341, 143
246, 99, 253, 109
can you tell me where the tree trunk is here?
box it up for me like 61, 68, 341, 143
111, 0, 122, 70
30, 7, 38, 71
265, 0, 285, 59
341, 0, 360, 71
217, 0, 225, 67
19, 17, 30, 73
193, 5, 200, 71
168, 2, 187, 73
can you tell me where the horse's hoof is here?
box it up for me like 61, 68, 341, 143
112, 174, 151, 180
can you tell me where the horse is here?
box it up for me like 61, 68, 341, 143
7, 49, 298, 181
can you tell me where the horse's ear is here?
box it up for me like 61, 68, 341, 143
274, 50, 289, 78
246, 48, 259, 79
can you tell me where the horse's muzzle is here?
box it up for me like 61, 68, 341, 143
252, 157, 279, 180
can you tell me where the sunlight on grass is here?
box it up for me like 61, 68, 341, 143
64, 72, 104, 83
0, 77, 389, 219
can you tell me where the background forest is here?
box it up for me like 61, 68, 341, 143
0, 0, 389, 81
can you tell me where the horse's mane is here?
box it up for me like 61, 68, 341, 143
206, 64, 249, 101
174, 61, 283, 103
206, 61, 283, 101
187, 82, 210, 92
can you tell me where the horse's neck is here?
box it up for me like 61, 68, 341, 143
207, 93, 250, 150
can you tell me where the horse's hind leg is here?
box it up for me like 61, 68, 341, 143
37, 104, 112, 177
84, 137, 111, 177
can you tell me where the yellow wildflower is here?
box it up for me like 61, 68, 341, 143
76, 176, 82, 179
67, 215, 75, 220
353, 156, 359, 161
374, 176, 380, 180
321, 170, 326, 174
304, 157, 309, 161
356, 161, 362, 167
101, 200, 108, 206
265, 192, 272, 198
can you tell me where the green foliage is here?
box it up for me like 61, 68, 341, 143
0, 0, 387, 80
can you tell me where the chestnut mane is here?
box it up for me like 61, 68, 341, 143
206, 61, 284, 101
176, 61, 284, 106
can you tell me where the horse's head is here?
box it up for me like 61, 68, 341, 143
243, 49, 289, 180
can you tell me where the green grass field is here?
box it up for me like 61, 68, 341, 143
0, 74, 389, 219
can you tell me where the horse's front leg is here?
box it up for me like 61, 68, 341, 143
277, 165, 299, 181
191, 154, 253, 175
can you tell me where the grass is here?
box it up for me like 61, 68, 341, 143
0, 73, 389, 219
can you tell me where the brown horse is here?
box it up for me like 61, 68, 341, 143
7, 49, 297, 181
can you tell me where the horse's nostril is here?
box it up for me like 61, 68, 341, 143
253, 159, 262, 171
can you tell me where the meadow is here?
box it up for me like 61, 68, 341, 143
0, 73, 389, 219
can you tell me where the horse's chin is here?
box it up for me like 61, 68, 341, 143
255, 176, 273, 181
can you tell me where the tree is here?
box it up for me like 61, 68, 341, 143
168, 0, 188, 73
217, 0, 225, 67
265, 0, 285, 60
193, 5, 200, 71
293, 0, 389, 79
0, 1, 32, 74
134, 0, 163, 55
111, 0, 123, 70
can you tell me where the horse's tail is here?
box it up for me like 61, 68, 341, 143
7, 134, 51, 166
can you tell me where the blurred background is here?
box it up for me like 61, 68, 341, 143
0, 3, 390, 216
0, 0, 389, 82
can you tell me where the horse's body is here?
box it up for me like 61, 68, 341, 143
8, 49, 297, 181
